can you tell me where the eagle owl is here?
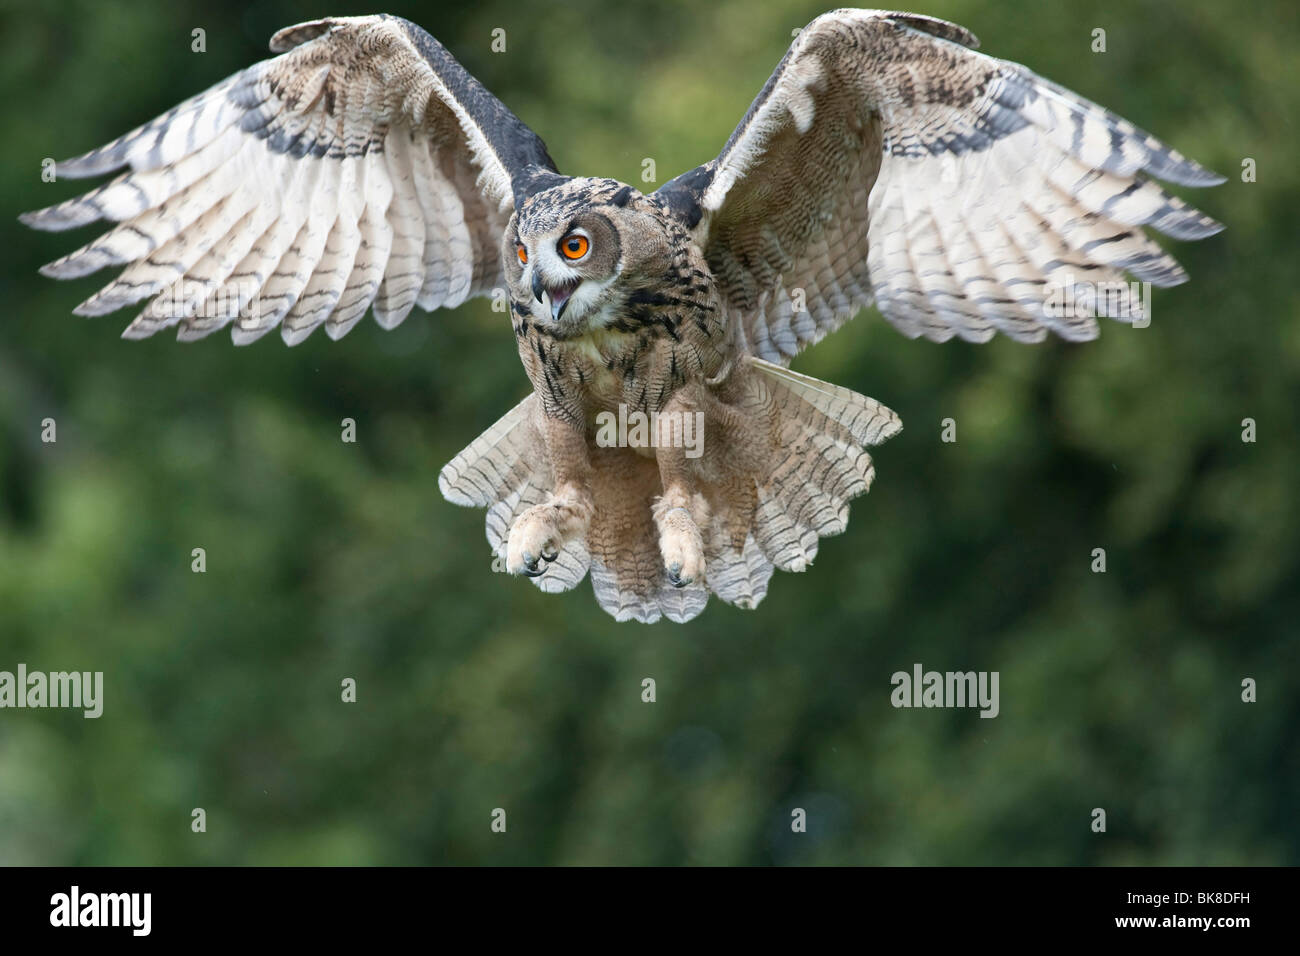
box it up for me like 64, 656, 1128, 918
22, 11, 1223, 622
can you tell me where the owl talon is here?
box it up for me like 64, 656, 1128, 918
506, 494, 592, 578
656, 505, 705, 589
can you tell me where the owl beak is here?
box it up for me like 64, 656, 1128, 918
548, 284, 575, 322
533, 274, 579, 322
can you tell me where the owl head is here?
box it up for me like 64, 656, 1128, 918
504, 177, 670, 336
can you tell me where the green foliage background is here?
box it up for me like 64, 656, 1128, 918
0, 0, 1295, 865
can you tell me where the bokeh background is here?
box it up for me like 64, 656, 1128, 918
0, 0, 1295, 865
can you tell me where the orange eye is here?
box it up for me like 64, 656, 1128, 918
560, 233, 589, 260
516, 243, 528, 265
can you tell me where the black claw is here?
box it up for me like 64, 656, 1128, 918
541, 549, 559, 563
667, 567, 687, 589
522, 563, 546, 578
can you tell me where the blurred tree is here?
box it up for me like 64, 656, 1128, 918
0, 0, 1294, 865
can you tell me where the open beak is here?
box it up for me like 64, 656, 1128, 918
532, 272, 579, 322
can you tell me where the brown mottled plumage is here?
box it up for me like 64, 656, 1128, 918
21, 11, 1223, 622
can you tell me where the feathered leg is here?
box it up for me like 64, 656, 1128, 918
651, 390, 711, 588
505, 414, 594, 577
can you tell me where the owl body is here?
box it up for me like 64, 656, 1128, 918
22, 11, 1224, 621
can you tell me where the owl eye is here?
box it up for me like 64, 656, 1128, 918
516, 243, 528, 265
559, 233, 589, 260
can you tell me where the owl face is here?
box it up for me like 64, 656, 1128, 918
504, 178, 670, 336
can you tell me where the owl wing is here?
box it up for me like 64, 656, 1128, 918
654, 9, 1224, 363
20, 15, 559, 345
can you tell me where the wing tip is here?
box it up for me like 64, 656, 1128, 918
877, 411, 904, 443
72, 299, 109, 318
269, 19, 335, 53
269, 15, 389, 53
880, 11, 980, 49
120, 323, 154, 341
19, 206, 82, 232
1200, 216, 1226, 237
1159, 161, 1228, 189
55, 155, 125, 180
436, 467, 478, 507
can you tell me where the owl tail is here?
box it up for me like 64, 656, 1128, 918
437, 359, 901, 624
684, 358, 903, 616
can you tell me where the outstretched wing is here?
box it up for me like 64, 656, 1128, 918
21, 15, 559, 345
655, 9, 1224, 363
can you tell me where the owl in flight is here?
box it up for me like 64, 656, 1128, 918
22, 10, 1223, 622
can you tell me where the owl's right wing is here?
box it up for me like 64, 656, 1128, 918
655, 9, 1224, 364
21, 15, 559, 345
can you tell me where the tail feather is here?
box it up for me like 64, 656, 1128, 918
438, 359, 901, 623
586, 445, 708, 623
437, 393, 546, 508
748, 358, 902, 446
705, 530, 775, 609
739, 358, 898, 575
753, 491, 823, 572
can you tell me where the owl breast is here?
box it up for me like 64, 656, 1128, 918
513, 289, 730, 433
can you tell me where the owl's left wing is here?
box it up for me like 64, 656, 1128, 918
655, 9, 1224, 363
21, 15, 559, 345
